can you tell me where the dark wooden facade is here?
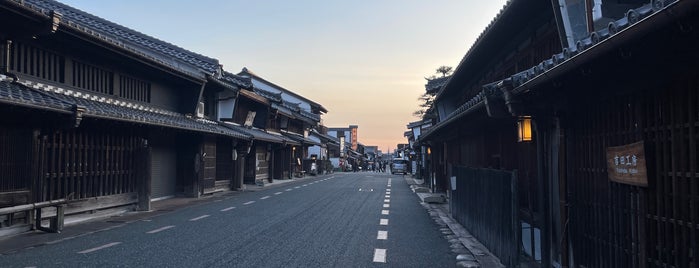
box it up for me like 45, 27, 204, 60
419, 0, 698, 267
0, 0, 252, 236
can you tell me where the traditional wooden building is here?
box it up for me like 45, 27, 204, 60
0, 0, 256, 236
418, 0, 698, 267
239, 68, 327, 176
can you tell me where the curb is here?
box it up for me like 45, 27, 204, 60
405, 176, 504, 268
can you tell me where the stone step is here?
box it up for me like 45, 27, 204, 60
417, 193, 446, 203
412, 186, 431, 193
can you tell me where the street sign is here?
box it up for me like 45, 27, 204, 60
605, 141, 648, 187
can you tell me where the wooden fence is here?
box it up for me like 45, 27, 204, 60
566, 76, 698, 267
38, 129, 140, 202
451, 166, 519, 267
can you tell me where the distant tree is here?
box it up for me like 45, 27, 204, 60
436, 65, 453, 77
412, 92, 435, 119
413, 66, 453, 120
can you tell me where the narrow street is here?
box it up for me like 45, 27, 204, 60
0, 173, 457, 267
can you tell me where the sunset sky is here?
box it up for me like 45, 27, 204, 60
60, 0, 508, 152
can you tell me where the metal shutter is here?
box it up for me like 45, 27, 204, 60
151, 146, 177, 199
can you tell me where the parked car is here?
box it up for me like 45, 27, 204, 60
391, 159, 408, 175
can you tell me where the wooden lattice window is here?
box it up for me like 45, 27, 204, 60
9, 42, 65, 83
118, 75, 151, 102
72, 61, 113, 95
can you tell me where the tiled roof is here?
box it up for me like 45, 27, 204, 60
0, 79, 73, 113
240, 67, 328, 113
496, 1, 681, 93
421, 1, 685, 143
310, 130, 339, 144
14, 0, 221, 79
282, 131, 321, 146
225, 124, 299, 145
418, 91, 486, 143
7, 76, 251, 140
270, 103, 297, 119
298, 109, 320, 122
254, 88, 282, 103
222, 72, 253, 89
407, 120, 429, 129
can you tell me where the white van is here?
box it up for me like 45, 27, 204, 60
391, 159, 408, 175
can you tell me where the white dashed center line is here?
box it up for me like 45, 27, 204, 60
385, 195, 390, 198
294, 186, 301, 189
373, 248, 387, 263
381, 210, 389, 215
260, 196, 270, 200
286, 188, 293, 191
244, 201, 255, 205
220, 206, 236, 212
189, 215, 210, 221
77, 242, 121, 254
377, 230, 388, 240
383, 204, 390, 208
380, 219, 389, 225
146, 225, 175, 234
384, 199, 390, 203
274, 192, 283, 195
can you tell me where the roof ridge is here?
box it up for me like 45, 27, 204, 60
22, 0, 220, 73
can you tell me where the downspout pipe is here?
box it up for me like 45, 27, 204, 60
194, 80, 207, 117
497, 78, 525, 116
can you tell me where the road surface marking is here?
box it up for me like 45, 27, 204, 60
146, 225, 175, 234
260, 196, 270, 200
244, 201, 255, 205
380, 219, 389, 225
370, 189, 374, 192
303, 184, 308, 187
220, 206, 236, 212
373, 248, 387, 263
274, 192, 283, 195
377, 231, 388, 240
294, 186, 301, 189
385, 195, 390, 198
189, 215, 210, 221
359, 188, 363, 191
383, 204, 390, 208
77, 242, 121, 254
384, 199, 390, 203
286, 188, 293, 191
381, 210, 389, 215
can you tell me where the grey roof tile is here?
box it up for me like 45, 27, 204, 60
18, 0, 220, 78
12, 79, 250, 140
222, 71, 253, 89
0, 80, 73, 112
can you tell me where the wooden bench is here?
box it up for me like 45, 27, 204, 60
0, 199, 68, 233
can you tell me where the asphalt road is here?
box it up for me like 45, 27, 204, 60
1, 172, 457, 267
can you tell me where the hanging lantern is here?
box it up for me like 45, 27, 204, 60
517, 116, 533, 142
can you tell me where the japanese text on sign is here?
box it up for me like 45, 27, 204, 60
606, 141, 648, 187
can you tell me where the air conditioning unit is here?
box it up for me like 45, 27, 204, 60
196, 101, 205, 118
